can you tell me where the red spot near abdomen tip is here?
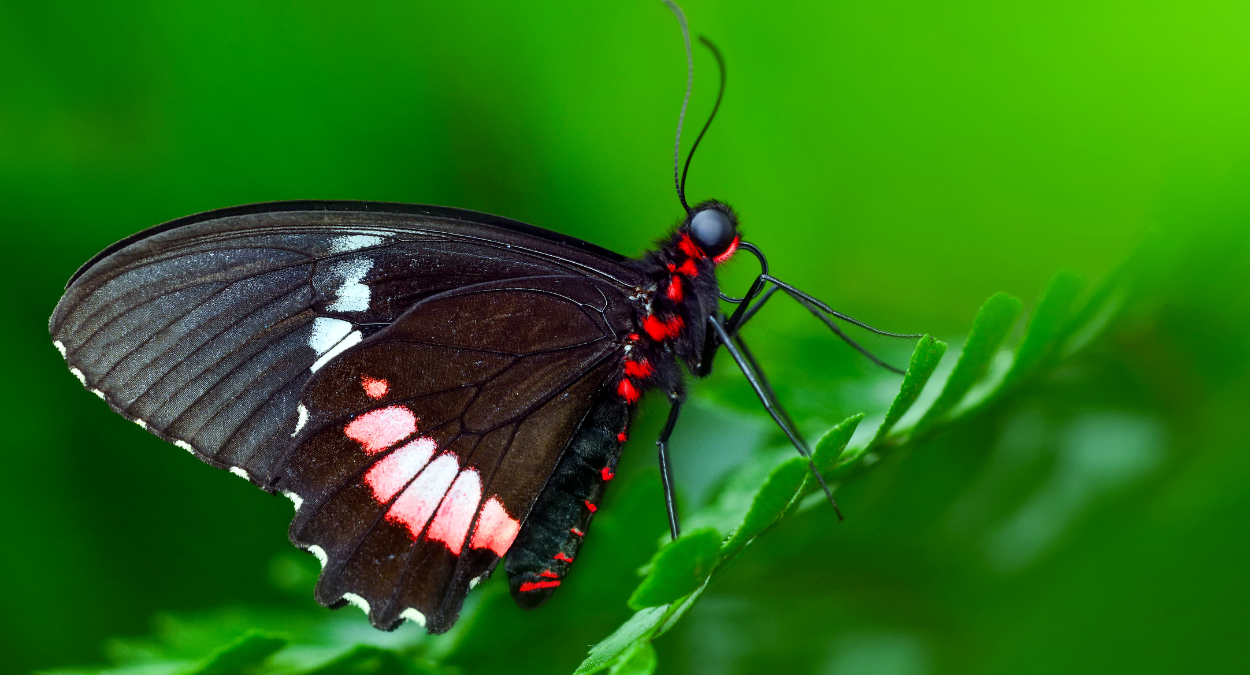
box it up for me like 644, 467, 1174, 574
617, 431, 627, 443
584, 500, 597, 513
623, 359, 653, 379
519, 580, 561, 592
600, 466, 614, 481
643, 314, 685, 341
570, 527, 584, 537
539, 569, 560, 579
361, 374, 390, 399
552, 551, 575, 563
617, 378, 640, 404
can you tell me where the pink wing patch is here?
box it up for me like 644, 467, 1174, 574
364, 437, 436, 503
470, 496, 521, 556
386, 453, 458, 537
426, 469, 483, 555
361, 374, 390, 399
344, 405, 416, 454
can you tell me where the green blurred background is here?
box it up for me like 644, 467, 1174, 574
3, 0, 1249, 673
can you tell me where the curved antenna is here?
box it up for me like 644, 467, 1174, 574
663, 0, 694, 214
680, 36, 726, 205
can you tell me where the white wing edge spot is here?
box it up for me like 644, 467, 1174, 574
307, 544, 327, 567
53, 340, 66, 357
284, 491, 305, 512
70, 367, 86, 385
229, 467, 250, 480
400, 608, 427, 627
134, 419, 148, 430
292, 404, 309, 437
310, 330, 363, 372
91, 389, 105, 400
342, 592, 371, 615
174, 440, 195, 454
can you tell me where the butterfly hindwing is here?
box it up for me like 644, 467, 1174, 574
275, 275, 634, 631
49, 202, 640, 487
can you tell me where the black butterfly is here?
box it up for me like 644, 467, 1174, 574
48, 5, 917, 634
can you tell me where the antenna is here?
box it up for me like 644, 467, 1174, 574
680, 36, 725, 206
663, 0, 694, 214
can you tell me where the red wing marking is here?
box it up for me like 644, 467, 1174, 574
552, 551, 575, 563
385, 453, 458, 538
584, 500, 597, 513
360, 374, 390, 399
364, 437, 436, 502
426, 469, 483, 555
600, 466, 614, 481
623, 359, 654, 378
713, 236, 740, 264
469, 496, 521, 556
519, 580, 561, 592
344, 405, 417, 454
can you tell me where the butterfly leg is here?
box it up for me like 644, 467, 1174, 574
696, 284, 780, 377
707, 315, 844, 520
656, 393, 684, 540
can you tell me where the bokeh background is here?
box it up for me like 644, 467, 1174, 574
3, 1, 1249, 673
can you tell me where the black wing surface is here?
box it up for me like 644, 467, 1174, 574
276, 275, 633, 632
49, 201, 641, 487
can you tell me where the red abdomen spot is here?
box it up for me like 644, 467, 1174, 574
623, 359, 654, 378
616, 378, 640, 403
584, 500, 597, 513
600, 466, 614, 481
667, 276, 684, 301
520, 580, 561, 592
617, 431, 627, 443
539, 569, 560, 579
552, 551, 575, 563
570, 527, 584, 537
643, 314, 685, 341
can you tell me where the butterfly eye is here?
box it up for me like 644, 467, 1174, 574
689, 207, 737, 258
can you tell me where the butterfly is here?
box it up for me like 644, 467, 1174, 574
47, 3, 917, 634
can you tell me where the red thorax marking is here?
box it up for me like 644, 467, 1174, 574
552, 551, 575, 563
519, 580, 561, 592
667, 276, 683, 301
361, 374, 390, 399
643, 314, 684, 341
539, 569, 560, 579
623, 359, 653, 378
570, 527, 584, 537
584, 500, 597, 513
600, 466, 614, 481
679, 233, 705, 259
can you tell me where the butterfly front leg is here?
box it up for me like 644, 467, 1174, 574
655, 391, 685, 541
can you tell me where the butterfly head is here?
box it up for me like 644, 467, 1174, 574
686, 201, 739, 264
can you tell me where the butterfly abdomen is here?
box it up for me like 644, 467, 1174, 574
505, 390, 630, 608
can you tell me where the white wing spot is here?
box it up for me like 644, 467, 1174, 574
174, 440, 195, 454
292, 404, 309, 437
91, 389, 106, 400
284, 491, 305, 512
229, 467, 250, 480
53, 340, 66, 357
342, 593, 371, 615
329, 235, 382, 254
309, 317, 353, 354
307, 544, 327, 567
400, 608, 427, 627
326, 259, 374, 312
311, 330, 362, 372
134, 419, 148, 430
69, 367, 86, 385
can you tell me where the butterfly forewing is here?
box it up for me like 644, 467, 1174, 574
49, 202, 641, 487
277, 276, 634, 631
